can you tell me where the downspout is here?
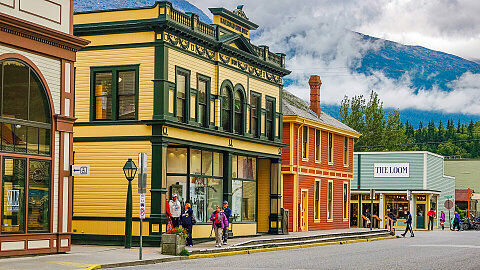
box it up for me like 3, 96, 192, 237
296, 119, 305, 231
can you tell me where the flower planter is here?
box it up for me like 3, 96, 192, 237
161, 234, 186, 255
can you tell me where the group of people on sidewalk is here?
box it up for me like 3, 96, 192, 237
166, 193, 232, 248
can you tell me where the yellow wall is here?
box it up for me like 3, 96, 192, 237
257, 158, 271, 233
84, 32, 155, 47
75, 47, 155, 122
72, 220, 149, 236
74, 125, 152, 138
74, 6, 159, 25
72, 141, 152, 218
168, 48, 216, 92
250, 77, 281, 112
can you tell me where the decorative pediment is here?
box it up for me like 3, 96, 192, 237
221, 34, 258, 56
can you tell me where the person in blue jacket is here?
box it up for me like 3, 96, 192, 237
401, 211, 414, 237
452, 211, 461, 231
181, 203, 194, 246
222, 201, 232, 245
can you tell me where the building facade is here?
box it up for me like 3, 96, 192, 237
0, 0, 87, 256
281, 76, 360, 232
352, 152, 455, 230
72, 1, 290, 245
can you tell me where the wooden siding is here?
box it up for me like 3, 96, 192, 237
168, 48, 216, 91
75, 47, 155, 122
257, 158, 271, 233
249, 77, 280, 112
72, 141, 152, 217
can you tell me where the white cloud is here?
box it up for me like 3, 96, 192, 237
193, 0, 480, 115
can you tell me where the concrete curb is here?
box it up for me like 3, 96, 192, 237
99, 256, 189, 269
188, 235, 396, 259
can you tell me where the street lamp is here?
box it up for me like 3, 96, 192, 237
123, 159, 137, 249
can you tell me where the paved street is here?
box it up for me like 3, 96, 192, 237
120, 230, 480, 270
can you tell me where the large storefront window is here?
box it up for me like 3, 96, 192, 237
0, 59, 52, 235
385, 195, 409, 219
231, 155, 256, 222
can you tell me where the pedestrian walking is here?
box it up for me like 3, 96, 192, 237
364, 208, 371, 228
222, 201, 231, 245
169, 193, 181, 228
181, 203, 194, 247
401, 211, 414, 237
210, 205, 229, 248
440, 211, 446, 230
452, 211, 461, 231
427, 208, 436, 230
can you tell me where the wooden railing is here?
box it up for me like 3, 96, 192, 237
170, 7, 191, 27
197, 21, 216, 38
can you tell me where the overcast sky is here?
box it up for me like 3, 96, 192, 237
193, 0, 480, 115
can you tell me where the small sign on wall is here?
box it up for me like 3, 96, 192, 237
374, 163, 410, 178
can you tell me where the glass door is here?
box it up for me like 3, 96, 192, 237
416, 204, 426, 229
2, 157, 26, 233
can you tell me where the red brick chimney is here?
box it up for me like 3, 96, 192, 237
309, 75, 322, 117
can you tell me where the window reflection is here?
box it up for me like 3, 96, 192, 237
28, 160, 50, 232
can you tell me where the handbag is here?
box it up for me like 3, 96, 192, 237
191, 214, 197, 225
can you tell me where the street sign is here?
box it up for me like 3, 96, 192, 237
444, 199, 454, 210
471, 193, 480, 200
444, 195, 452, 199
139, 193, 146, 220
369, 189, 375, 200
71, 165, 90, 176
138, 153, 147, 194
407, 190, 412, 201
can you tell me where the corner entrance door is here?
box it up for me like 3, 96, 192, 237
300, 190, 308, 231
416, 204, 426, 229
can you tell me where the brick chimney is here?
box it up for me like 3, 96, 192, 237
308, 75, 322, 117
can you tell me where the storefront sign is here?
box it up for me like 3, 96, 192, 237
7, 190, 20, 212
374, 163, 409, 178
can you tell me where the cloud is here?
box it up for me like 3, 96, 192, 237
194, 0, 480, 115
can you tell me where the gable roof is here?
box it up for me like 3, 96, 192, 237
282, 90, 360, 136
220, 34, 258, 56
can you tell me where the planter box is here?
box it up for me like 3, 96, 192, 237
161, 234, 186, 255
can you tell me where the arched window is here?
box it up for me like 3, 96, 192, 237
221, 86, 232, 132
234, 90, 244, 134
0, 59, 52, 234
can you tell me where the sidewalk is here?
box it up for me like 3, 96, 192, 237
1, 228, 389, 270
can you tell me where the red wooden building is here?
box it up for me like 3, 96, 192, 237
281, 75, 360, 232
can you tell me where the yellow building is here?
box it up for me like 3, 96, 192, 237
72, 2, 290, 245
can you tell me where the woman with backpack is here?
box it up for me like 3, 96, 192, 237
210, 205, 229, 248
181, 203, 194, 247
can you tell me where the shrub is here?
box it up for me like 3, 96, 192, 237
166, 227, 188, 240
179, 249, 191, 256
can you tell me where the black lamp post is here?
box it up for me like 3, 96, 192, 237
123, 158, 137, 249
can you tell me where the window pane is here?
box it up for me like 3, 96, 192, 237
190, 149, 201, 175
221, 88, 231, 131
232, 155, 237, 178
202, 151, 212, 176
167, 148, 187, 174
118, 71, 135, 95
38, 128, 50, 155
1, 123, 14, 152
190, 177, 206, 222
234, 91, 242, 134
231, 180, 242, 221
198, 80, 206, 104
2, 158, 26, 233
118, 96, 135, 120
246, 158, 255, 180
28, 160, 50, 232
242, 181, 256, 221
206, 178, 223, 218
166, 175, 186, 204
94, 72, 112, 120
176, 73, 186, 122
213, 152, 223, 177
27, 127, 39, 154
3, 61, 28, 120
29, 70, 50, 123
199, 104, 206, 126
14, 124, 27, 153
328, 182, 333, 219
237, 156, 247, 179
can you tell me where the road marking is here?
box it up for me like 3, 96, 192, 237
48, 261, 101, 269
412, 244, 480, 249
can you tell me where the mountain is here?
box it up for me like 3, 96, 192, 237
356, 33, 480, 92
74, 0, 211, 23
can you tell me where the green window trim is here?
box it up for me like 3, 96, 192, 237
174, 66, 191, 123
265, 95, 276, 141
196, 73, 211, 128
250, 91, 261, 138
220, 80, 234, 132
89, 65, 139, 122
233, 84, 246, 136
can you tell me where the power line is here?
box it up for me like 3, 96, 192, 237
355, 138, 480, 149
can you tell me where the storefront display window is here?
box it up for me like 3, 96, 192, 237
231, 155, 257, 222
385, 195, 409, 219
27, 160, 50, 232
167, 148, 187, 174
2, 158, 26, 233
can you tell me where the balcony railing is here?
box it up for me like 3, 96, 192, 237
163, 2, 285, 68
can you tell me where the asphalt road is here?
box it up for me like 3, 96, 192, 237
119, 230, 480, 270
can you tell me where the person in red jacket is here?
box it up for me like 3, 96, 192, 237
427, 208, 436, 230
